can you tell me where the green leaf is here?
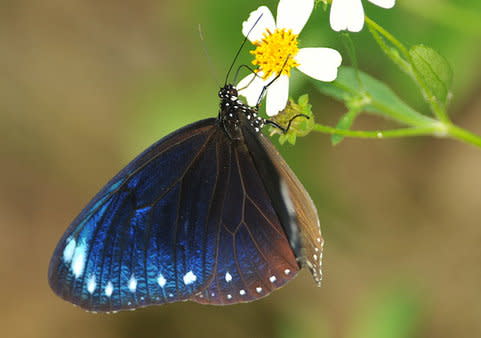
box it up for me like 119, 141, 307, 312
409, 45, 453, 107
332, 109, 359, 145
268, 95, 315, 146
298, 93, 309, 106
287, 132, 297, 145
278, 133, 288, 145
313, 67, 436, 127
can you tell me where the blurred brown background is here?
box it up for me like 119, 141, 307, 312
1, 1, 481, 337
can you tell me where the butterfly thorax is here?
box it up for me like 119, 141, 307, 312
218, 84, 265, 140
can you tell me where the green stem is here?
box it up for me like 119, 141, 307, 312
341, 32, 363, 90
446, 124, 481, 148
312, 124, 441, 139
312, 122, 481, 149
365, 22, 412, 75
365, 16, 410, 58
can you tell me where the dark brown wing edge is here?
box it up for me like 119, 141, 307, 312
242, 124, 324, 286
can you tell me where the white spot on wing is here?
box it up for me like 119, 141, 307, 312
269, 275, 277, 283
284, 269, 291, 275
157, 273, 166, 287
183, 271, 197, 285
227, 294, 232, 300
87, 275, 96, 294
256, 287, 263, 293
71, 241, 88, 278
280, 180, 299, 248
63, 238, 76, 263
105, 281, 113, 297
128, 275, 137, 293
280, 181, 295, 217
225, 272, 232, 282
239, 289, 246, 296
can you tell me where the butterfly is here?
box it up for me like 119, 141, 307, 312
48, 10, 325, 310
48, 82, 323, 313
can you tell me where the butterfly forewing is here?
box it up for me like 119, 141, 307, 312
49, 119, 218, 311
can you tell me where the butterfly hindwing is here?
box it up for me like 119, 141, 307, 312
237, 116, 323, 285
256, 131, 324, 285
193, 139, 300, 304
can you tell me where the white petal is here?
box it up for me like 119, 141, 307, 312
276, 0, 314, 34
367, 0, 395, 9
296, 48, 342, 82
330, 0, 365, 32
266, 75, 289, 116
237, 73, 268, 106
242, 6, 276, 42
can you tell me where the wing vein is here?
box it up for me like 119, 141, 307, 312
74, 127, 217, 237
245, 195, 283, 237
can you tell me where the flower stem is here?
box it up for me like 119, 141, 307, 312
312, 124, 441, 139
341, 32, 363, 90
311, 122, 481, 149
445, 124, 481, 148
364, 16, 410, 58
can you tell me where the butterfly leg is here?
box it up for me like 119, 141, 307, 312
265, 114, 310, 134
255, 55, 292, 110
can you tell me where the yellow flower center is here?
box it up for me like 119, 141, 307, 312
251, 28, 300, 80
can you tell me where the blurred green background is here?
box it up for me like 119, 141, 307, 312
1, 1, 481, 337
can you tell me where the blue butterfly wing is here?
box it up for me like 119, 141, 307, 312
49, 119, 219, 311
49, 118, 300, 312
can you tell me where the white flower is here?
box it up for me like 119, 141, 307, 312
330, 0, 396, 33
237, 0, 342, 116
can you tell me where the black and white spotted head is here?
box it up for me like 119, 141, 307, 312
218, 84, 266, 140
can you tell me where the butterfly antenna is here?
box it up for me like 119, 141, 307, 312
198, 24, 221, 87
234, 64, 261, 90
224, 13, 264, 86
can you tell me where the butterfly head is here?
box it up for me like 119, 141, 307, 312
218, 84, 246, 118
218, 84, 238, 101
